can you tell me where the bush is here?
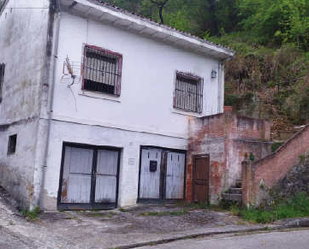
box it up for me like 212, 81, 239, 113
21, 207, 41, 221
235, 192, 309, 223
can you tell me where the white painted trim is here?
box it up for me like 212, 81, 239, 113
78, 89, 121, 103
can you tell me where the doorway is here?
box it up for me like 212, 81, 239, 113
193, 155, 210, 203
138, 147, 186, 202
58, 143, 120, 210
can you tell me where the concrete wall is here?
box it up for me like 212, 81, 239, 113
43, 120, 187, 209
52, 12, 223, 138
242, 123, 309, 207
0, 0, 50, 208
188, 107, 272, 204
42, 11, 225, 210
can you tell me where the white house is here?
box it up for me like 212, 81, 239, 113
0, 0, 234, 210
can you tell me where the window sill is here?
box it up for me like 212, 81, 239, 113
172, 108, 204, 117
78, 90, 121, 103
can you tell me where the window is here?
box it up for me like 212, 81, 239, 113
0, 63, 5, 103
7, 134, 17, 155
174, 72, 203, 113
83, 45, 122, 96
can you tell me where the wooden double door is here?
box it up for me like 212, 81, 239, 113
138, 147, 186, 201
58, 143, 120, 210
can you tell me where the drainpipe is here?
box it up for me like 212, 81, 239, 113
218, 56, 234, 114
41, 0, 61, 208
32, 0, 61, 210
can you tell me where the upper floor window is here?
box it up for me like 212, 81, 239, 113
83, 45, 122, 96
174, 72, 203, 113
0, 63, 5, 103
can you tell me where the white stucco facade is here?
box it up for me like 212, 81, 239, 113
0, 0, 51, 208
0, 0, 233, 210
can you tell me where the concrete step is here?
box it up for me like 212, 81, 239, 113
229, 188, 242, 194
222, 193, 242, 202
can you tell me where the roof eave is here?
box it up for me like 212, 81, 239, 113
60, 0, 235, 60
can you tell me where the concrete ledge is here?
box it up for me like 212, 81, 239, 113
116, 218, 309, 249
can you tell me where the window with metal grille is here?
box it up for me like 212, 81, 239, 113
174, 72, 203, 113
0, 63, 5, 103
83, 45, 122, 96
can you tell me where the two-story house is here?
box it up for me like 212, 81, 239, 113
0, 0, 234, 210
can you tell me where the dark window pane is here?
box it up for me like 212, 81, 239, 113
8, 134, 17, 155
0, 63, 5, 103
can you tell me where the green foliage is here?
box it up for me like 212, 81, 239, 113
239, 0, 309, 49
21, 207, 41, 221
271, 142, 284, 152
234, 193, 309, 223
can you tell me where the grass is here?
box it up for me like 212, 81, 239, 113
232, 193, 309, 224
140, 209, 188, 216
21, 207, 41, 221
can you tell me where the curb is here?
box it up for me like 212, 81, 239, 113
116, 218, 309, 249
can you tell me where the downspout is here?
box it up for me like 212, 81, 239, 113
38, 0, 61, 210
218, 55, 234, 114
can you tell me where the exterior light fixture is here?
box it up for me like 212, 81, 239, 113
211, 70, 217, 79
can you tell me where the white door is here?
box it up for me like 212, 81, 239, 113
139, 148, 162, 199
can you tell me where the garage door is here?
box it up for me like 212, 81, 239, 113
139, 147, 186, 201
58, 143, 120, 210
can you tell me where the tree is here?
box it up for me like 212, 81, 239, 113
149, 0, 169, 24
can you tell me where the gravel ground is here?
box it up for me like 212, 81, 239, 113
0, 188, 257, 249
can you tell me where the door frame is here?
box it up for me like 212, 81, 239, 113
192, 154, 210, 204
57, 142, 121, 210
137, 146, 187, 203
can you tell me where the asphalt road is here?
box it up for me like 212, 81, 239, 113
140, 229, 309, 249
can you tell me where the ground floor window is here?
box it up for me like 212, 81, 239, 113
58, 143, 120, 210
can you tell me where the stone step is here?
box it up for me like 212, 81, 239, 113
222, 193, 242, 202
229, 188, 242, 194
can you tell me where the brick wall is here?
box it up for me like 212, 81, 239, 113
187, 107, 272, 204
242, 123, 309, 207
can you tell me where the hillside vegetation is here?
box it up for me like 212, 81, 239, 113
101, 0, 309, 126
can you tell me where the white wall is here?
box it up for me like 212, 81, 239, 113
0, 0, 50, 208
44, 120, 187, 209
52, 13, 222, 139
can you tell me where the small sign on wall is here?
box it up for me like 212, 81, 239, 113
128, 158, 135, 166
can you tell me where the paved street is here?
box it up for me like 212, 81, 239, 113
141, 229, 309, 249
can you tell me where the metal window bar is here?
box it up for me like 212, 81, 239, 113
174, 73, 203, 113
83, 46, 120, 95
0, 63, 5, 103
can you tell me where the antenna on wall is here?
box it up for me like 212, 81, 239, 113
60, 56, 81, 112
60, 55, 82, 85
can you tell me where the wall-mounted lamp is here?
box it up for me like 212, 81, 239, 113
211, 70, 217, 79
